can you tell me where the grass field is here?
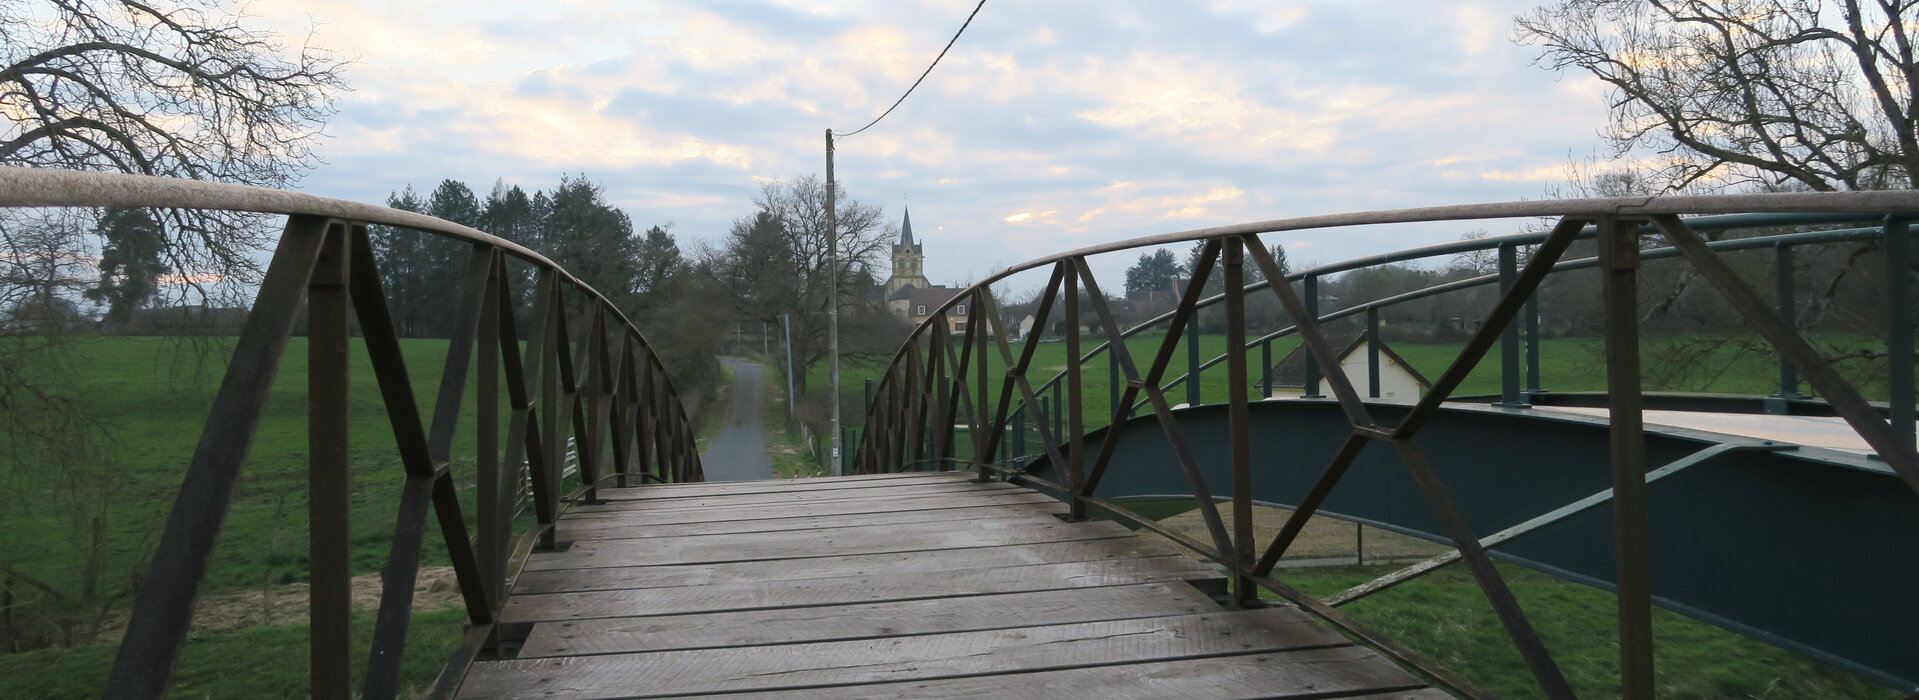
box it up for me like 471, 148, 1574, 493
1097, 497, 1899, 698
809, 332, 1894, 439
0, 609, 465, 698
1, 334, 1904, 697
1, 336, 497, 603
0, 334, 687, 697
1284, 563, 1897, 698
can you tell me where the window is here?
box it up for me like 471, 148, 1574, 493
955, 321, 966, 332
916, 304, 926, 315
956, 304, 967, 315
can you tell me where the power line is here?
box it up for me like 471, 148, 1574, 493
834, 0, 985, 138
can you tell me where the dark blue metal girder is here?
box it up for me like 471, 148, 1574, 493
1025, 400, 1919, 691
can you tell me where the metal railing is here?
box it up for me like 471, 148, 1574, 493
852, 190, 1919, 698
0, 167, 704, 698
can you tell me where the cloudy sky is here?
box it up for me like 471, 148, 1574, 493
260, 0, 1613, 289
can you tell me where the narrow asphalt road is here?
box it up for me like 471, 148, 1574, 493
697, 356, 774, 482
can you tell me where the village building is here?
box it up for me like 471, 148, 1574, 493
883, 209, 972, 332
1267, 331, 1430, 400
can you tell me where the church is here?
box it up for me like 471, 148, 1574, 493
883, 209, 971, 332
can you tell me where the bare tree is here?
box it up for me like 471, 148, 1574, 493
0, 1, 342, 635
1, 0, 345, 279
1516, 0, 1919, 192
705, 175, 898, 395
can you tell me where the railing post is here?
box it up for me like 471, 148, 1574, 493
105, 215, 327, 698
1302, 274, 1323, 398
1525, 284, 1544, 398
1186, 296, 1203, 406
1767, 243, 1803, 413
1050, 382, 1063, 448
1260, 338, 1273, 399
538, 282, 564, 548
1039, 395, 1050, 453
307, 222, 353, 700
1884, 218, 1914, 449
1366, 306, 1382, 399
1065, 261, 1087, 520
1014, 405, 1027, 459
1599, 215, 1654, 698
1496, 243, 1529, 408
975, 290, 992, 475
476, 258, 504, 610
1223, 237, 1255, 606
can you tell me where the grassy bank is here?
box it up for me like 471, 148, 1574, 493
0, 334, 704, 696
4, 336, 1902, 697
1093, 497, 1898, 698
0, 609, 465, 698
1279, 564, 1897, 698
1, 336, 484, 608
810, 333, 1894, 436
753, 356, 826, 479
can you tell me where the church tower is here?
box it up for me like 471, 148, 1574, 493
884, 208, 931, 298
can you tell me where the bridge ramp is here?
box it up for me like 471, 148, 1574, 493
456, 472, 1449, 699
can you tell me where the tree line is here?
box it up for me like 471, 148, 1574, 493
368, 176, 724, 393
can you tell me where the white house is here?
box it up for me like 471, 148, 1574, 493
1267, 331, 1430, 400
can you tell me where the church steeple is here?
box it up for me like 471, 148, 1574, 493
885, 207, 930, 298
895, 207, 920, 254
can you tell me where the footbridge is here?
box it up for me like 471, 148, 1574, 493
6, 167, 1918, 699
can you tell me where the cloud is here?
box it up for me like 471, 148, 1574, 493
257, 0, 1614, 294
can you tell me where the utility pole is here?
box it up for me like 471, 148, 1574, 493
783, 313, 796, 421
825, 129, 842, 475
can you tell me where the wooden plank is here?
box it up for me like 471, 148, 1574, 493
457, 608, 1347, 699
612, 470, 959, 492
503, 555, 1221, 623
598, 472, 972, 500
511, 536, 1189, 594
558, 489, 1059, 526
558, 501, 1069, 541
517, 580, 1220, 656
564, 481, 1020, 514
524, 518, 1134, 571
679, 647, 1432, 699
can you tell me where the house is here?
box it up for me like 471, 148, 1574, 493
882, 208, 972, 332
1267, 331, 1429, 400
894, 285, 973, 332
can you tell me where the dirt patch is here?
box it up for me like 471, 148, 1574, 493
1150, 505, 1449, 566
89, 566, 465, 642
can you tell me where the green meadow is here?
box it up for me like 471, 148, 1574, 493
809, 331, 1893, 441
0, 333, 1903, 697
0, 335, 531, 698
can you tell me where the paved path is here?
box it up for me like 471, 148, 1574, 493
697, 357, 774, 482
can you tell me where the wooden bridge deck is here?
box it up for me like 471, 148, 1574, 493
454, 472, 1451, 699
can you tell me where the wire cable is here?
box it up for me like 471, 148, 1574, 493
834, 0, 985, 138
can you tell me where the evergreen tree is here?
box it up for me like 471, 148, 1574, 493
427, 179, 483, 228
632, 225, 684, 308
483, 181, 542, 313
543, 175, 639, 313
84, 207, 168, 325
1123, 249, 1181, 300
369, 186, 433, 335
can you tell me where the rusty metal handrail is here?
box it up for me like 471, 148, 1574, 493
0, 167, 705, 698
852, 190, 1919, 698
